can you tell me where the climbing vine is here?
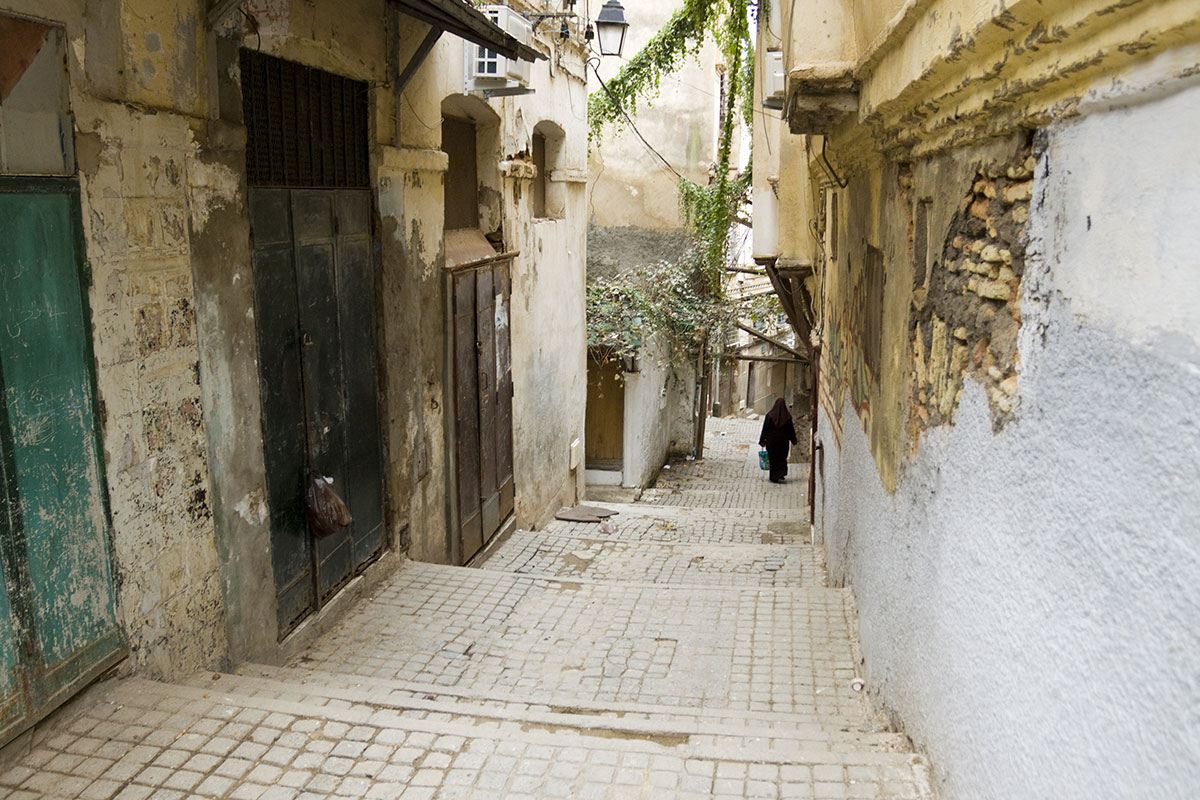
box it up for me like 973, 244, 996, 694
587, 260, 780, 368
587, 0, 759, 356
587, 260, 728, 365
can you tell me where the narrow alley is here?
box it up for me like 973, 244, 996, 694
0, 418, 929, 799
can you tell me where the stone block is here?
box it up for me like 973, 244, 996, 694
1003, 180, 1032, 204
972, 178, 996, 198
967, 277, 1011, 300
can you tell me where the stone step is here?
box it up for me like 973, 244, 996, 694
285, 562, 875, 729
638, 486, 810, 511
207, 665, 905, 755
544, 502, 812, 545
1, 677, 932, 800
478, 530, 828, 588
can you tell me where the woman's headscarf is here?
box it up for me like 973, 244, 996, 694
766, 398, 791, 427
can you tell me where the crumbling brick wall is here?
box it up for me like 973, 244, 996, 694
911, 145, 1034, 433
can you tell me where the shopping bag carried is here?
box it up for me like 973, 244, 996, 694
758, 450, 770, 471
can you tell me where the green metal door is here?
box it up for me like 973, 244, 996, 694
0, 182, 124, 747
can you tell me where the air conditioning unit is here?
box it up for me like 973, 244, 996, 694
764, 51, 785, 102
466, 6, 533, 95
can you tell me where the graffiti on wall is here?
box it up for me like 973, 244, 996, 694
818, 265, 874, 450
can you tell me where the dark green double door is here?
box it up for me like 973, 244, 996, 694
0, 183, 123, 746
251, 189, 385, 637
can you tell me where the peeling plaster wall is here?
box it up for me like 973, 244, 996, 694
509, 199, 589, 527
487, 38, 590, 531
0, 0, 233, 678
376, 143, 450, 565
77, 102, 228, 679
814, 80, 1200, 798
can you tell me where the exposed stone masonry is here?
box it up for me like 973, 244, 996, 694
910, 145, 1033, 433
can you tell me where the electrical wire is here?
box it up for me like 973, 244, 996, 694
402, 90, 439, 131
238, 8, 261, 51
588, 58, 686, 181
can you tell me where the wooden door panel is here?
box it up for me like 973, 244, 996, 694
250, 189, 315, 633
453, 273, 482, 560
334, 191, 384, 568
292, 192, 353, 601
253, 188, 386, 633
586, 360, 625, 465
494, 266, 514, 520
335, 222, 384, 568
475, 270, 499, 542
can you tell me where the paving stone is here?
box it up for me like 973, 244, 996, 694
1, 417, 930, 799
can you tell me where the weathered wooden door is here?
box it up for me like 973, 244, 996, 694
251, 188, 385, 637
451, 260, 514, 562
0, 183, 123, 746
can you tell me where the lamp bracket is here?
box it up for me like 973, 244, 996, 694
528, 11, 578, 32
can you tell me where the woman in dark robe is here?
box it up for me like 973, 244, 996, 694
759, 398, 797, 484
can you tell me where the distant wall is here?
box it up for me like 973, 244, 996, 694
586, 226, 692, 279
585, 0, 720, 281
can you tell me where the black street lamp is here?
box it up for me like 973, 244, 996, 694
594, 0, 629, 57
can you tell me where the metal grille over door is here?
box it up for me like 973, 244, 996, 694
242, 50, 385, 638
240, 49, 370, 189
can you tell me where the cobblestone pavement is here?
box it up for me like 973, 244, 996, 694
640, 418, 810, 511
1, 417, 931, 799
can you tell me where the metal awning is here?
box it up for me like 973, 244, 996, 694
391, 0, 545, 64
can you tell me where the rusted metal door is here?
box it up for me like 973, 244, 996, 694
0, 182, 123, 747
251, 188, 385, 637
451, 259, 514, 563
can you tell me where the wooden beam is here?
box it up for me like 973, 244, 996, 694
396, 25, 443, 93
736, 321, 806, 359
724, 353, 807, 364
207, 0, 241, 27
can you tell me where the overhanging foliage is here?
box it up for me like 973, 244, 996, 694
587, 0, 759, 359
